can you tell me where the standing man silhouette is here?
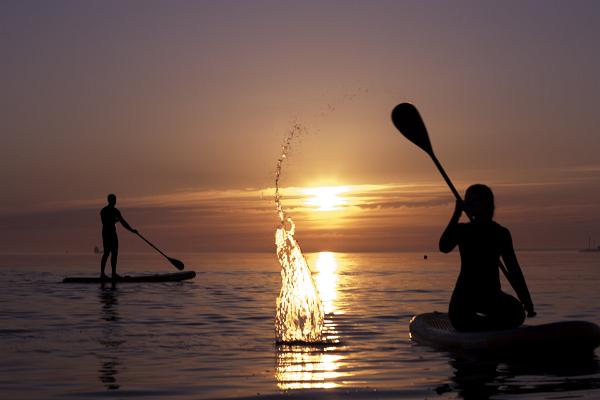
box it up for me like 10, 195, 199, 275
100, 194, 137, 280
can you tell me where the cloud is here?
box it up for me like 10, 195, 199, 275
1, 178, 600, 253
355, 198, 451, 210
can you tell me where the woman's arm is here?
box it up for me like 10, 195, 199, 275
501, 229, 535, 317
439, 201, 462, 253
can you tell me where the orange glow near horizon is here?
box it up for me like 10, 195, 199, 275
304, 186, 349, 211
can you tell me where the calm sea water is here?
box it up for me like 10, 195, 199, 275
1, 251, 600, 399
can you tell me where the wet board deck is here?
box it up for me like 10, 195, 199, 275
62, 271, 196, 283
409, 312, 600, 356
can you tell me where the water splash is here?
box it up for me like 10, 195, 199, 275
274, 123, 324, 343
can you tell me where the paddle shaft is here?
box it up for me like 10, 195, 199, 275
429, 153, 512, 281
137, 232, 169, 260
431, 155, 465, 209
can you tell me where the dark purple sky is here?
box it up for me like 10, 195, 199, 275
2, 1, 600, 252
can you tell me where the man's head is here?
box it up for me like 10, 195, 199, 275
465, 184, 494, 221
107, 194, 117, 206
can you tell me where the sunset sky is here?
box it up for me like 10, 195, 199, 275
2, 1, 600, 253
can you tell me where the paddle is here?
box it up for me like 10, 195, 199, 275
136, 232, 185, 270
390, 103, 513, 287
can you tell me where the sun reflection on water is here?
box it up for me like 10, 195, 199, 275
314, 252, 339, 315
275, 347, 344, 390
275, 252, 345, 390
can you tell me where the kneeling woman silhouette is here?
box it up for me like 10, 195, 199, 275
439, 184, 535, 331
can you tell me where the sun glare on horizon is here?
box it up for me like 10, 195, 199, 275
304, 186, 349, 211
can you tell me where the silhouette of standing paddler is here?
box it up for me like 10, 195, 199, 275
440, 184, 535, 331
100, 194, 137, 280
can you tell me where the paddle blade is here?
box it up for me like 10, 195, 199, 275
168, 257, 185, 270
391, 103, 434, 155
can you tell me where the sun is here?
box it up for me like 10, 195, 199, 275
304, 186, 349, 211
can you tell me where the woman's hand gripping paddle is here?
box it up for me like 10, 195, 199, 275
390, 103, 534, 315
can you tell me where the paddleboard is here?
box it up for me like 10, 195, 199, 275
410, 312, 600, 356
62, 270, 196, 283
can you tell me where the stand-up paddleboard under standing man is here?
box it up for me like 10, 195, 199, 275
98, 193, 185, 282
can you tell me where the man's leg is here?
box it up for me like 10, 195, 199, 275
111, 250, 118, 276
111, 238, 119, 279
101, 250, 110, 278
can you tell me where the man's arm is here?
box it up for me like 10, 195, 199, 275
116, 210, 138, 234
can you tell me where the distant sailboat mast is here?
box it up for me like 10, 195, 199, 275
581, 236, 600, 252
